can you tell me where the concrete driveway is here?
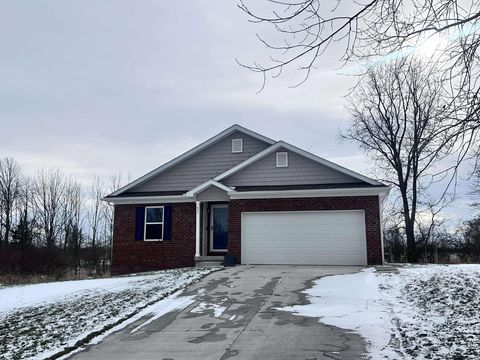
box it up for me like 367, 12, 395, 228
70, 266, 366, 360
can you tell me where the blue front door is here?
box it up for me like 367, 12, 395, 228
211, 205, 228, 251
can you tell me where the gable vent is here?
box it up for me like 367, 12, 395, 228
232, 138, 243, 153
276, 152, 288, 167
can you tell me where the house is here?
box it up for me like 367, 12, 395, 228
103, 124, 389, 274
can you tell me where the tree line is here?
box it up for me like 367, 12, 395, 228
0, 157, 126, 278
384, 211, 480, 264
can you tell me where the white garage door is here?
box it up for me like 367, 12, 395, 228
242, 210, 367, 266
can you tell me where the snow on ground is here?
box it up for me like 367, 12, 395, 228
0, 267, 218, 360
387, 265, 480, 360
282, 268, 397, 359
281, 264, 480, 360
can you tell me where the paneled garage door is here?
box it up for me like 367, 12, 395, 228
241, 210, 367, 265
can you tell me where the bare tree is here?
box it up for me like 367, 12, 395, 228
463, 215, 480, 261
0, 158, 22, 246
13, 176, 36, 248
62, 179, 83, 251
343, 58, 465, 262
103, 173, 123, 243
238, 0, 480, 91
0, 158, 132, 276
473, 166, 480, 207
96, 173, 128, 273
65, 181, 83, 274
415, 206, 446, 263
88, 176, 104, 274
32, 169, 66, 248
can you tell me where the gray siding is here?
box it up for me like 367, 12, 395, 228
224, 148, 363, 187
196, 186, 230, 202
128, 131, 270, 193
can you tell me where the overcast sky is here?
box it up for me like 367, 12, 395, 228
0, 1, 476, 225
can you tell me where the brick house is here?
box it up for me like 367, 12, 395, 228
103, 125, 389, 274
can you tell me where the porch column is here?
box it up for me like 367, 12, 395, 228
195, 201, 200, 257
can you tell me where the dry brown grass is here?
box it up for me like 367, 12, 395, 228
0, 270, 111, 286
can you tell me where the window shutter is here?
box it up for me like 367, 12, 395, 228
135, 207, 145, 241
163, 205, 173, 240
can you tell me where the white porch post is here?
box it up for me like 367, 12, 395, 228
195, 201, 201, 257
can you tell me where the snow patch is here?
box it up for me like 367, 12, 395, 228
0, 276, 136, 313
281, 268, 397, 359
130, 292, 196, 333
191, 302, 226, 318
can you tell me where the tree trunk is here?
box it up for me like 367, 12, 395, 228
405, 220, 417, 263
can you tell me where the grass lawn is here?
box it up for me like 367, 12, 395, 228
0, 267, 218, 360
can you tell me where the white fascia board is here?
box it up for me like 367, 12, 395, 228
185, 180, 235, 197
101, 195, 194, 205
216, 140, 382, 186
227, 187, 390, 200
108, 124, 275, 197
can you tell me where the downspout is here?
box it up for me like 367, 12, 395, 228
378, 189, 390, 265
108, 201, 115, 272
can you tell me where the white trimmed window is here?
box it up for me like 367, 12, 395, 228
144, 206, 164, 241
232, 138, 243, 153
276, 152, 288, 167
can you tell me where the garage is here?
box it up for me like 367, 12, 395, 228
241, 210, 367, 266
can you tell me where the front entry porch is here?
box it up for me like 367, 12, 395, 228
195, 201, 229, 267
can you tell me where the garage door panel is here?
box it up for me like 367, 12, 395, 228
242, 211, 367, 266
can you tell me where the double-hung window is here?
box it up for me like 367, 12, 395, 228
144, 206, 164, 241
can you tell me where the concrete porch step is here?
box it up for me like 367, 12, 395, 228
195, 256, 224, 267
374, 265, 399, 273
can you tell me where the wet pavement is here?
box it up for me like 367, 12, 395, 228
69, 265, 366, 360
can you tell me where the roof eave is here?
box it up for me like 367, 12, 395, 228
101, 195, 194, 204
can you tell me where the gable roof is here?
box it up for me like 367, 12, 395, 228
214, 141, 383, 186
184, 180, 234, 197
107, 124, 275, 197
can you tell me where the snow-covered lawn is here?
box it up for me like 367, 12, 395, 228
282, 264, 480, 360
0, 267, 218, 360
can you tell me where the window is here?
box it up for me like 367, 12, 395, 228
232, 138, 243, 153
276, 152, 288, 167
144, 206, 164, 241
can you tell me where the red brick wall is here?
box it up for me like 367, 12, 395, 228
112, 196, 383, 274
227, 196, 383, 265
111, 203, 196, 275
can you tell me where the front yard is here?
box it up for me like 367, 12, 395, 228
282, 264, 480, 360
0, 267, 217, 360
2, 264, 479, 360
